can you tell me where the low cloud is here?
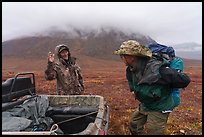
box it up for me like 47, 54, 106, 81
2, 2, 202, 45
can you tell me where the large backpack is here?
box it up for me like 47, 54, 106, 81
145, 43, 184, 109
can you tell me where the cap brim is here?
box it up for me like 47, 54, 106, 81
59, 48, 68, 53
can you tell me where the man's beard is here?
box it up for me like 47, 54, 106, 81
62, 56, 69, 60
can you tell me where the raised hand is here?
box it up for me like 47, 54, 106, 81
48, 52, 55, 62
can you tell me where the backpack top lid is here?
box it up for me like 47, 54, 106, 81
146, 43, 184, 71
146, 43, 175, 58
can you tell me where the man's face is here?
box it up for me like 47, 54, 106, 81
60, 50, 69, 60
120, 55, 137, 66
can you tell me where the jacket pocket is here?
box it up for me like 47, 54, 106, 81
135, 85, 162, 104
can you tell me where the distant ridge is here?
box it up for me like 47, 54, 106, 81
2, 27, 156, 60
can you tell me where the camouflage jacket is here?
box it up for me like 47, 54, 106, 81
45, 57, 84, 95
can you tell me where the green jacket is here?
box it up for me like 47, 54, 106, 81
126, 56, 175, 111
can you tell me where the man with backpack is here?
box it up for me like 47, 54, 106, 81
113, 40, 191, 135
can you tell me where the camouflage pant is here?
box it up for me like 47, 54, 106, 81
129, 105, 170, 135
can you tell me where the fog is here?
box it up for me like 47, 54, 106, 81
2, 2, 202, 46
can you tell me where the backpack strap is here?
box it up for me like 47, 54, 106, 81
138, 56, 170, 85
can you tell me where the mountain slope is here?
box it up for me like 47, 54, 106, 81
2, 27, 201, 72
173, 42, 202, 60
2, 28, 156, 60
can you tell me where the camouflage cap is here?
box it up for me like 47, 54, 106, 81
113, 40, 152, 58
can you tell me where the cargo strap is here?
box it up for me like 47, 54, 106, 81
54, 111, 98, 125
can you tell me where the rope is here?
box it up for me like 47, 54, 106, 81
56, 110, 98, 125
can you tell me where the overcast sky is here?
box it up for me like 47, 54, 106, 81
2, 2, 202, 46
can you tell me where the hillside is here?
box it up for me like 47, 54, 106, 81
2, 28, 156, 60
173, 42, 202, 60
2, 27, 201, 73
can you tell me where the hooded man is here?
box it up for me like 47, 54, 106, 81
45, 44, 84, 95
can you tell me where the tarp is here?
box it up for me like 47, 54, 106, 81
2, 95, 54, 132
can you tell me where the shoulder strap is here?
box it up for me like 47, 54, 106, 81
138, 56, 169, 85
